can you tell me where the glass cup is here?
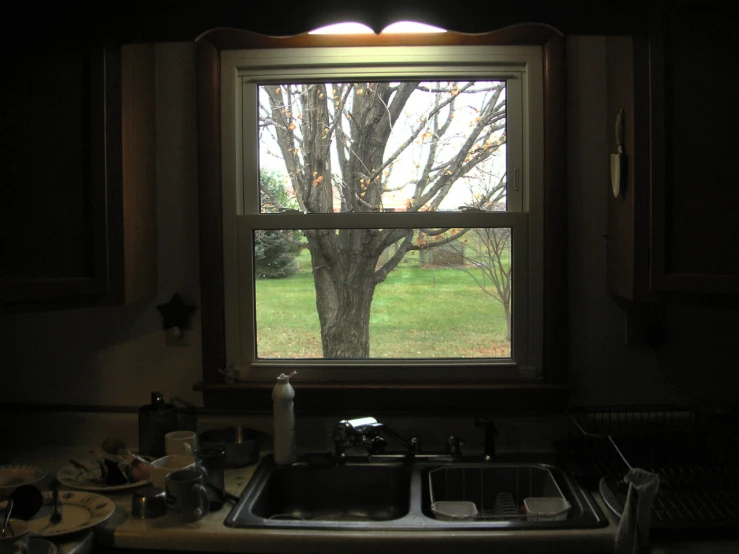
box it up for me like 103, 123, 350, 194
195, 446, 226, 511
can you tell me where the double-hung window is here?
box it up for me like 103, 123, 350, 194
219, 44, 544, 383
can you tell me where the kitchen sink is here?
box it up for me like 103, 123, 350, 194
243, 458, 410, 523
225, 454, 608, 530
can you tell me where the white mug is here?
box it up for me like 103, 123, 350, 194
165, 430, 198, 456
0, 519, 29, 554
149, 455, 196, 489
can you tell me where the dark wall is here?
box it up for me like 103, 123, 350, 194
16, 0, 655, 46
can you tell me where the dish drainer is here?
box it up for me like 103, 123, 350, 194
566, 405, 739, 531
428, 464, 568, 521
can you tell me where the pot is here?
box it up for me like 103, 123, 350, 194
198, 427, 260, 468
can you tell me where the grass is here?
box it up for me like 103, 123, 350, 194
255, 248, 511, 359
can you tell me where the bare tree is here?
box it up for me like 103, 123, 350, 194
445, 227, 512, 341
260, 81, 507, 357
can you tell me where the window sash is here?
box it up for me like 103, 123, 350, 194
220, 44, 543, 384
235, 212, 530, 383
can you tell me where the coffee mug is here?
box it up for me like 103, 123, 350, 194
165, 469, 209, 522
149, 455, 196, 489
0, 519, 29, 554
165, 430, 198, 456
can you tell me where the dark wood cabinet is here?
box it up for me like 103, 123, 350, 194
607, 6, 739, 303
0, 43, 157, 309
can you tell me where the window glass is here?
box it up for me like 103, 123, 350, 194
258, 81, 508, 214
253, 227, 513, 359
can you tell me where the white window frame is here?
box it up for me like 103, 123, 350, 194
219, 45, 544, 384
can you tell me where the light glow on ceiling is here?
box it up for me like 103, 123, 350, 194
308, 21, 447, 35
308, 22, 374, 35
382, 21, 446, 34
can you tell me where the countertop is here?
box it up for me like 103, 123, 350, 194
5, 447, 739, 554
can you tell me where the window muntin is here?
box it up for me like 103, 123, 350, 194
221, 46, 543, 382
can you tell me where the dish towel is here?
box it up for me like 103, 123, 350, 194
614, 468, 661, 554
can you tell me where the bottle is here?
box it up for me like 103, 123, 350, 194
272, 371, 297, 464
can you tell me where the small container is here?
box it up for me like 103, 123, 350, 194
431, 500, 478, 521
523, 497, 571, 521
131, 486, 167, 519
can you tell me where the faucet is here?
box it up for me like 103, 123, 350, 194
475, 417, 498, 461
333, 417, 419, 461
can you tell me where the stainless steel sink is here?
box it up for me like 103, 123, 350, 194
226, 455, 413, 528
225, 454, 608, 530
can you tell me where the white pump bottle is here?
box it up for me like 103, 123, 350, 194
272, 371, 297, 464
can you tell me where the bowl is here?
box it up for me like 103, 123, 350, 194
198, 426, 260, 468
431, 500, 478, 521
523, 497, 571, 521
148, 455, 196, 489
0, 465, 47, 502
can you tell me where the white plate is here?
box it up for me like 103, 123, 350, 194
56, 463, 149, 492
0, 465, 47, 499
0, 490, 115, 538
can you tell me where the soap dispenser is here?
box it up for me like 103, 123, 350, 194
272, 372, 297, 464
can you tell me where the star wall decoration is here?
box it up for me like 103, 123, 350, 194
156, 293, 196, 330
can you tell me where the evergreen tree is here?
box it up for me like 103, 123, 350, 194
254, 170, 300, 279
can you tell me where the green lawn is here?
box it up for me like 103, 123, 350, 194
255, 248, 511, 358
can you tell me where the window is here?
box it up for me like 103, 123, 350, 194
219, 44, 545, 384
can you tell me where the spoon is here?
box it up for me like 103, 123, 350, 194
50, 488, 62, 524
1, 498, 13, 537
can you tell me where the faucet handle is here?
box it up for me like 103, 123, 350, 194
446, 435, 464, 456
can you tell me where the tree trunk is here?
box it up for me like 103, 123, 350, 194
306, 229, 381, 358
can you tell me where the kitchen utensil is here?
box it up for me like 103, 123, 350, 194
164, 431, 197, 456
48, 491, 60, 525
195, 446, 226, 511
523, 497, 571, 521
0, 467, 47, 502
7, 486, 43, 521
130, 486, 167, 519
0, 518, 28, 554
138, 392, 179, 458
165, 469, 209, 523
1, 498, 13, 538
0, 490, 115, 538
431, 500, 478, 521
148, 455, 196, 489
198, 427, 260, 468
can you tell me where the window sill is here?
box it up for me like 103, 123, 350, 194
193, 381, 572, 415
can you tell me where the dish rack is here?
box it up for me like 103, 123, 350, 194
566, 405, 739, 530
428, 464, 567, 521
